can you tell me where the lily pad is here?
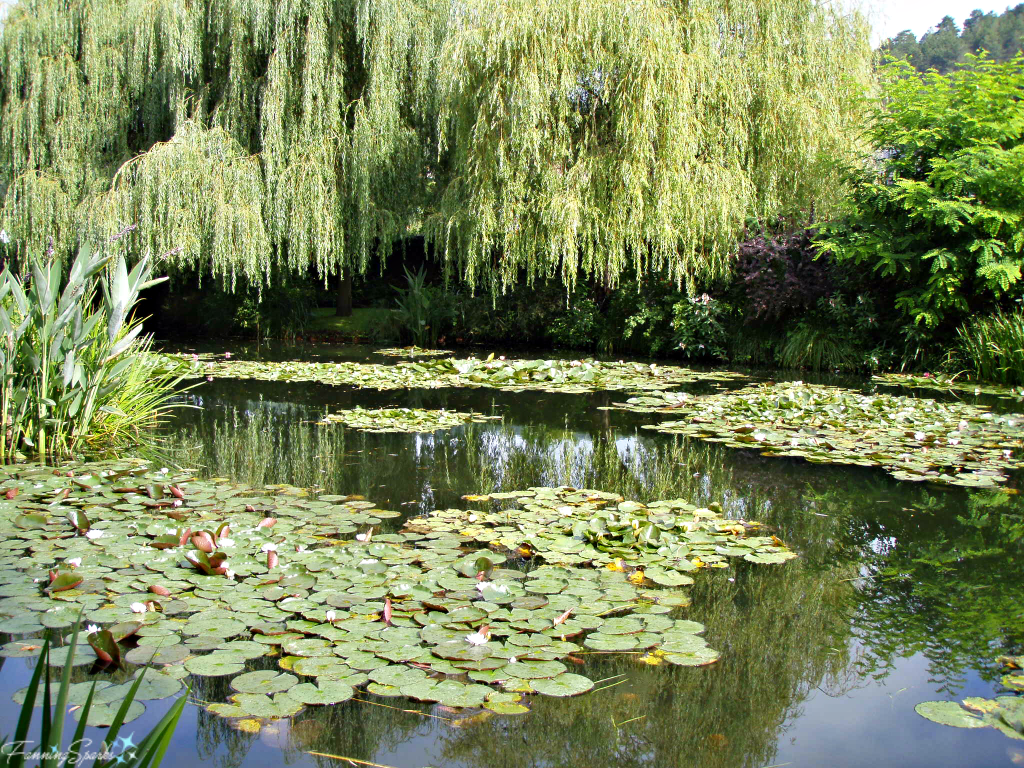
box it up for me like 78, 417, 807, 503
529, 673, 594, 697
230, 670, 298, 694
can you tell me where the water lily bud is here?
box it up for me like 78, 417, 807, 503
267, 550, 279, 569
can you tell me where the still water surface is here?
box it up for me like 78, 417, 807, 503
2, 345, 1022, 768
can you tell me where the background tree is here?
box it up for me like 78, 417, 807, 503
817, 55, 1024, 359
0, 0, 873, 304
882, 4, 1024, 73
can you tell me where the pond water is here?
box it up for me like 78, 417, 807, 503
1, 345, 1023, 768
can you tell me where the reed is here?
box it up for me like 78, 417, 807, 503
956, 309, 1024, 386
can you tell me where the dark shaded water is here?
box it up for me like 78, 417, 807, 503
2, 346, 1023, 768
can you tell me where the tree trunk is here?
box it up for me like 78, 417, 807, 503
335, 270, 353, 317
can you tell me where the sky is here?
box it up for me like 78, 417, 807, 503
862, 1, 1020, 42
0, 0, 1018, 44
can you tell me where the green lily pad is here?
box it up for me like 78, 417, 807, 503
234, 692, 303, 718
230, 670, 298, 694
184, 653, 247, 677
529, 673, 594, 697
288, 681, 355, 705
72, 699, 145, 726
915, 700, 987, 728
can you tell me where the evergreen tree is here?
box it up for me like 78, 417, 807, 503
882, 5, 1024, 73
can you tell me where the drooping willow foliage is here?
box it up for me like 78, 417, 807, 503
0, 0, 873, 292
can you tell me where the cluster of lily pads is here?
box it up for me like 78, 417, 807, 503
413, 487, 796, 575
873, 372, 1024, 402
317, 407, 501, 433
608, 382, 1024, 488
179, 352, 746, 394
0, 462, 795, 724
376, 347, 451, 358
916, 655, 1024, 740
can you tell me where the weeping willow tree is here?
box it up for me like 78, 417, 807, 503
0, 0, 873, 298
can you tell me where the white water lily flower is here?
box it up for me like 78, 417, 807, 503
355, 532, 370, 542
225, 569, 236, 580
476, 581, 508, 595
468, 514, 478, 523
358, 558, 379, 565
130, 602, 147, 613
325, 610, 336, 622
85, 530, 104, 540
86, 624, 100, 634
66, 558, 81, 568
509, 657, 516, 664
261, 542, 278, 553
218, 537, 235, 547
465, 631, 488, 646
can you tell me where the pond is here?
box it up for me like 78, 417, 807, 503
1, 344, 1022, 768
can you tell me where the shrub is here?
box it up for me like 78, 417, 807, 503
735, 228, 834, 321
818, 55, 1024, 346
672, 294, 732, 361
957, 309, 1024, 385
0, 242, 188, 461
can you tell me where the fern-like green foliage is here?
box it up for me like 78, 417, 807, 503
0, 0, 873, 293
818, 54, 1024, 337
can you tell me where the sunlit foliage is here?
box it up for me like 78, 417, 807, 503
0, 0, 872, 292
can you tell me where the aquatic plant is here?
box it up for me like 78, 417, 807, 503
0, 242, 189, 461
180, 353, 746, 394
957, 309, 1024, 386
0, 618, 187, 768
611, 382, 1024, 487
916, 656, 1024, 740
377, 347, 451, 358
873, 371, 1024, 401
0, 462, 795, 721
317, 407, 500, 433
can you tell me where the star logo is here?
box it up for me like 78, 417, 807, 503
116, 734, 137, 753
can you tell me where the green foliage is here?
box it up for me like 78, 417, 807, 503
0, 240, 188, 461
777, 293, 888, 372
818, 55, 1024, 355
0, 0, 873, 295
957, 308, 1024, 385
671, 295, 732, 362
779, 322, 857, 372
394, 267, 455, 347
881, 6, 1024, 73
0, 619, 187, 768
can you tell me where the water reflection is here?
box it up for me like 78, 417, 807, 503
140, 379, 1024, 767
